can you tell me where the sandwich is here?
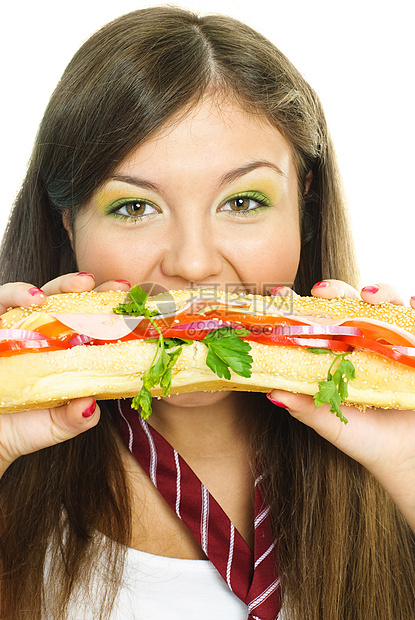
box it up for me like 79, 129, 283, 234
1, 286, 415, 422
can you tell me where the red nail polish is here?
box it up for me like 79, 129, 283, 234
267, 394, 288, 408
77, 272, 94, 278
28, 287, 45, 297
362, 285, 379, 294
313, 281, 329, 288
271, 286, 284, 294
115, 280, 131, 286
82, 400, 96, 418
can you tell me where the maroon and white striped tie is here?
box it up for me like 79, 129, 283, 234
116, 400, 281, 619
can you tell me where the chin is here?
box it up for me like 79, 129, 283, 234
159, 391, 233, 408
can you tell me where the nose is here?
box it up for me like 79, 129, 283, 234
160, 219, 223, 285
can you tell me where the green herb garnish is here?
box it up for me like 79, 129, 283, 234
135, 343, 185, 419
113, 285, 161, 318
113, 288, 253, 418
202, 327, 253, 380
113, 286, 185, 418
312, 348, 356, 424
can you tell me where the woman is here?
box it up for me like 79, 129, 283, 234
0, 7, 414, 619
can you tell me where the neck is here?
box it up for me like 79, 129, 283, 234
143, 391, 258, 550
149, 391, 252, 460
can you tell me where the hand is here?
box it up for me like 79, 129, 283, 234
310, 278, 405, 305
0, 273, 131, 476
268, 280, 415, 532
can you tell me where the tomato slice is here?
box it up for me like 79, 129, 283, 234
334, 335, 415, 369
162, 328, 213, 341
244, 333, 352, 352
111, 329, 352, 352
128, 310, 312, 337
19, 315, 77, 343
35, 320, 76, 342
341, 319, 415, 348
0, 338, 71, 357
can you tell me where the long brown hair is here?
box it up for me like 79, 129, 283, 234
1, 6, 414, 619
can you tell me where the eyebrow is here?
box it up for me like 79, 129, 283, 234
109, 160, 287, 192
218, 161, 287, 186
109, 174, 160, 192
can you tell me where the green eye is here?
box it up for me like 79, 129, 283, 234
106, 198, 160, 220
219, 191, 272, 215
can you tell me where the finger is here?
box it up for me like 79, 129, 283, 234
267, 389, 374, 470
41, 274, 131, 295
411, 297, 415, 310
0, 398, 99, 470
311, 279, 361, 300
360, 283, 404, 306
41, 272, 96, 295
266, 389, 413, 474
0, 282, 47, 314
270, 285, 297, 297
267, 390, 346, 445
93, 279, 131, 292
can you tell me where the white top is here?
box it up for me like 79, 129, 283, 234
60, 547, 250, 619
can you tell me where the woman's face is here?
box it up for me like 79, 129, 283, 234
66, 96, 301, 296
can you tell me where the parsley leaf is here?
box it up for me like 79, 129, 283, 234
114, 286, 184, 419
113, 285, 161, 318
132, 384, 153, 419
202, 327, 253, 380
160, 347, 183, 394
333, 358, 356, 401
308, 347, 333, 355
312, 350, 356, 424
163, 337, 193, 349
145, 337, 193, 349
131, 344, 185, 419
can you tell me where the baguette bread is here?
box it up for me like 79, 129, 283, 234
1, 289, 415, 415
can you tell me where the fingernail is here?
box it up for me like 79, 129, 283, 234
82, 400, 96, 418
313, 281, 330, 289
77, 272, 94, 278
115, 280, 131, 286
362, 285, 379, 294
267, 394, 288, 408
28, 287, 45, 297
271, 286, 284, 294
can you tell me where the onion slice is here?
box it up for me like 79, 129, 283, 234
0, 329, 48, 341
67, 334, 94, 346
171, 323, 363, 337
393, 346, 415, 357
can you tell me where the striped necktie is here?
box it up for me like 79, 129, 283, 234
116, 400, 281, 619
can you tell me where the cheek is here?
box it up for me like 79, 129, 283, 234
72, 218, 156, 286
75, 240, 157, 286
73, 231, 111, 278
230, 219, 301, 290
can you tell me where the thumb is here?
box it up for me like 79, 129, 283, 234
0, 398, 100, 472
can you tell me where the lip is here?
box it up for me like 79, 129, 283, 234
132, 283, 253, 295
128, 282, 291, 297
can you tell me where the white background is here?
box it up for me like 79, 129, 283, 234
1, 0, 413, 299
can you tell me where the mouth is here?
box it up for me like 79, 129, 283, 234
132, 282, 294, 297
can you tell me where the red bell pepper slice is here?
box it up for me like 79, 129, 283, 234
0, 338, 71, 357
